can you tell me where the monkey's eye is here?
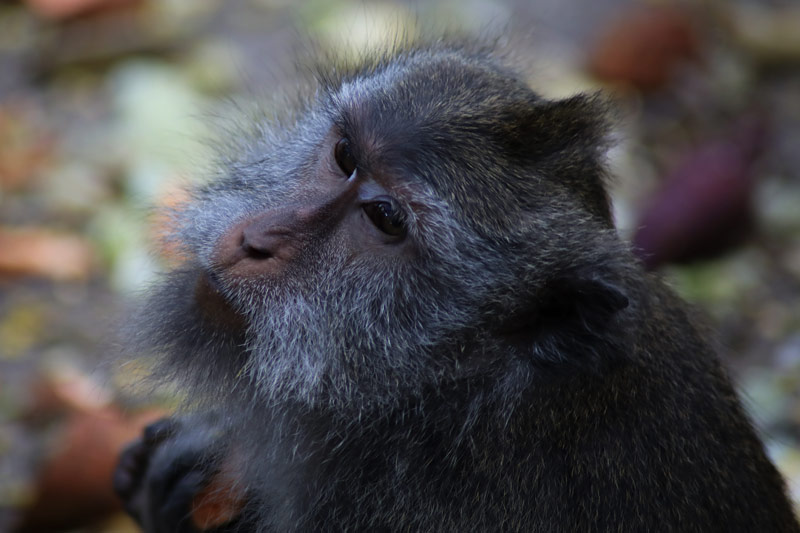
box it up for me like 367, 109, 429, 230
363, 198, 406, 237
334, 138, 357, 178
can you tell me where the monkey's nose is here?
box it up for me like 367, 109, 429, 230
213, 211, 302, 280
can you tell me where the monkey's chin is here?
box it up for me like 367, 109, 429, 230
194, 271, 248, 334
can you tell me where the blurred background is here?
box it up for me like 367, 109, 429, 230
0, 0, 799, 530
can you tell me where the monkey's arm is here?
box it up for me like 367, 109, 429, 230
113, 417, 253, 533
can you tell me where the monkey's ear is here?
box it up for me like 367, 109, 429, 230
504, 94, 614, 224
538, 274, 630, 374
518, 95, 609, 157
501, 274, 630, 375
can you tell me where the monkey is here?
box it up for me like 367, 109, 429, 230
113, 37, 799, 532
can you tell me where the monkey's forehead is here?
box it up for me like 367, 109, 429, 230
329, 50, 535, 137
320, 51, 547, 225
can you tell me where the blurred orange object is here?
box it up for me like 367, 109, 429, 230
0, 227, 93, 281
17, 408, 164, 532
587, 5, 699, 91
191, 466, 247, 530
25, 0, 139, 20
150, 182, 192, 267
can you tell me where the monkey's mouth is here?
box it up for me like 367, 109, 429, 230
194, 270, 247, 332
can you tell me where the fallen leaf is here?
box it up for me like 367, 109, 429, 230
0, 105, 54, 191
0, 227, 93, 281
25, 0, 139, 20
17, 407, 166, 531
633, 115, 768, 269
587, 5, 699, 91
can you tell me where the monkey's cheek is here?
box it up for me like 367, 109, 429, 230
194, 272, 248, 333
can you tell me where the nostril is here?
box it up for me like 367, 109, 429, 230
243, 242, 272, 260
241, 226, 280, 261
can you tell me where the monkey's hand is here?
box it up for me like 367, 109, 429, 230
113, 417, 250, 533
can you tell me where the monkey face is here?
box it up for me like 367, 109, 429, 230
132, 46, 627, 411
140, 111, 498, 409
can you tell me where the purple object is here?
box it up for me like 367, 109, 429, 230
633, 116, 768, 269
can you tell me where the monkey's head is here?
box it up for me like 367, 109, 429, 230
133, 41, 634, 413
